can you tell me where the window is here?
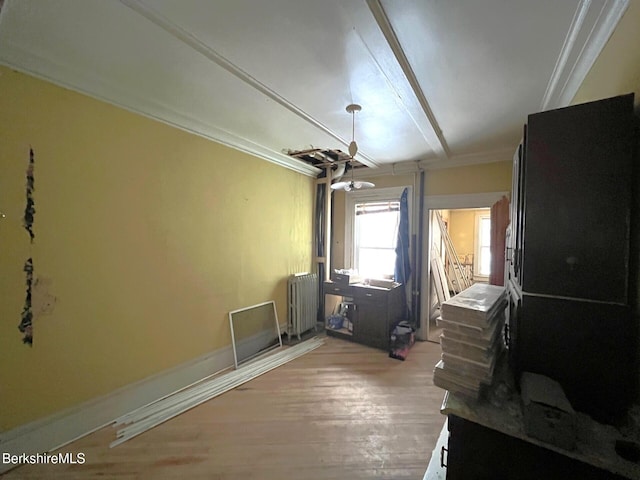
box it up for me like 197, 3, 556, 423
344, 186, 411, 280
475, 214, 491, 277
354, 202, 400, 279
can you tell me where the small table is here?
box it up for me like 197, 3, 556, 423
323, 281, 406, 351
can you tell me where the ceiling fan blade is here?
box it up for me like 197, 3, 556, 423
353, 181, 375, 190
330, 181, 350, 190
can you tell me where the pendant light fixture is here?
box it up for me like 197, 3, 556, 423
331, 104, 375, 191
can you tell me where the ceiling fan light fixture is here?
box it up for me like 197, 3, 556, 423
331, 104, 375, 192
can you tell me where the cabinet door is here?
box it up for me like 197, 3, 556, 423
446, 415, 627, 480
521, 94, 634, 303
507, 145, 521, 286
354, 291, 389, 350
506, 280, 522, 376
515, 126, 526, 284
517, 294, 633, 424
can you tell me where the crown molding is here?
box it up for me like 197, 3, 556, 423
541, 0, 629, 110
0, 44, 321, 178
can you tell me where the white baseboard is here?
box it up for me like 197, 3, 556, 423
0, 343, 235, 474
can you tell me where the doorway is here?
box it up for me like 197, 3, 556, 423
419, 192, 510, 343
427, 207, 490, 342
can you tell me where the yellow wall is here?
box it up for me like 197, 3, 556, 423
425, 161, 512, 196
0, 67, 314, 431
331, 162, 512, 271
449, 209, 489, 262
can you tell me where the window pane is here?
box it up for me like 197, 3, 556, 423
355, 210, 399, 248
353, 200, 401, 279
480, 217, 491, 246
357, 248, 396, 279
475, 215, 491, 277
480, 246, 491, 276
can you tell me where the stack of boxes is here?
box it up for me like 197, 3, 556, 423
433, 283, 507, 400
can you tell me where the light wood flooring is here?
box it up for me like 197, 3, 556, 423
3, 336, 446, 480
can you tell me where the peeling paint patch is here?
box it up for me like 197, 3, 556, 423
23, 148, 35, 242
18, 258, 34, 345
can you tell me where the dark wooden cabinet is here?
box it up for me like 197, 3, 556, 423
506, 93, 638, 424
353, 288, 389, 350
446, 415, 627, 480
324, 282, 406, 351
521, 95, 634, 303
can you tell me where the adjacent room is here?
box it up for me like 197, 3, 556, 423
1, 1, 639, 479
427, 207, 495, 342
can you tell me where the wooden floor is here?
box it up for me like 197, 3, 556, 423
3, 336, 446, 480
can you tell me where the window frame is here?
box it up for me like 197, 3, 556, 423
343, 186, 412, 273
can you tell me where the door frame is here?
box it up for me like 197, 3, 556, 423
418, 191, 510, 342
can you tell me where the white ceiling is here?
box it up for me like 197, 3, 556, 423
0, 0, 629, 176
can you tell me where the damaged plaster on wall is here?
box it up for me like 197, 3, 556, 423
23, 147, 35, 242
18, 258, 34, 345
18, 148, 57, 345
18, 148, 36, 344
18, 261, 58, 346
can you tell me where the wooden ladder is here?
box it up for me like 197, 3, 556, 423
434, 211, 473, 294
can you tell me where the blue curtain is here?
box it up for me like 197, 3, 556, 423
394, 188, 411, 285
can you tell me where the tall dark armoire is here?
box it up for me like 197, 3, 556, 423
506, 93, 639, 424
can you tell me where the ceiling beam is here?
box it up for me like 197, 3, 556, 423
365, 0, 450, 160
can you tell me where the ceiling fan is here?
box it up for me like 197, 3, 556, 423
331, 104, 375, 192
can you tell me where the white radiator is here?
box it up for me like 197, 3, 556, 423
287, 273, 319, 340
